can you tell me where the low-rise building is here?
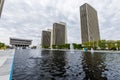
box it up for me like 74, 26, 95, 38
10, 38, 32, 48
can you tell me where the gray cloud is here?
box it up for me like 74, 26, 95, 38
0, 0, 120, 45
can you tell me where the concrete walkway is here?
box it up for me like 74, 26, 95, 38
0, 49, 15, 80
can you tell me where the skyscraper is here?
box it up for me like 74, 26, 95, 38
53, 22, 67, 46
0, 0, 4, 17
41, 29, 52, 48
80, 3, 100, 43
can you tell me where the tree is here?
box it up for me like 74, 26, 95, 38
116, 40, 120, 50
93, 41, 97, 50
52, 45, 56, 49
98, 40, 106, 50
0, 42, 6, 50
31, 46, 37, 49
0, 42, 5, 48
106, 40, 116, 50
6, 45, 12, 49
73, 43, 77, 49
72, 43, 82, 49
42, 45, 49, 49
83, 42, 90, 49
64, 44, 70, 49
57, 45, 64, 49
77, 44, 82, 49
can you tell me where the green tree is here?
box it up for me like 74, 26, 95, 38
64, 44, 70, 49
98, 40, 106, 50
52, 45, 56, 49
77, 44, 82, 49
73, 43, 77, 49
93, 41, 97, 50
42, 45, 49, 49
83, 42, 90, 49
0, 42, 6, 50
31, 46, 37, 49
57, 45, 64, 49
116, 40, 120, 50
72, 43, 83, 49
106, 40, 116, 50
0, 42, 5, 49
6, 45, 11, 49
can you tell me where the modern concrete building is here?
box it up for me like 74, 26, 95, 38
10, 38, 32, 48
80, 3, 100, 43
0, 0, 4, 17
53, 22, 67, 46
41, 29, 52, 48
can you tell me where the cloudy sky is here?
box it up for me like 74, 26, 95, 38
0, 0, 120, 45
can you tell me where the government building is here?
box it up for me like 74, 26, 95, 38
0, 0, 4, 17
80, 3, 100, 43
41, 29, 52, 48
52, 22, 67, 46
10, 38, 32, 48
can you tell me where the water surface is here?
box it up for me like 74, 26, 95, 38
12, 49, 120, 80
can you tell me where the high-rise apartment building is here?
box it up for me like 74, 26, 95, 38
53, 22, 67, 46
0, 0, 4, 17
80, 3, 100, 43
41, 30, 52, 48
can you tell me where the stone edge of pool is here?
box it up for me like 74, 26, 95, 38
0, 49, 15, 80
40, 49, 120, 53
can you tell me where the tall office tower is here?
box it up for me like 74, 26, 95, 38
47, 29, 53, 48
80, 3, 100, 43
41, 30, 52, 48
53, 22, 67, 46
0, 0, 4, 17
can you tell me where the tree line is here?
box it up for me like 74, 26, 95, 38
0, 42, 11, 50
42, 40, 120, 50
42, 43, 82, 49
83, 40, 120, 50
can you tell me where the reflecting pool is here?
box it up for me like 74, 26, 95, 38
12, 49, 120, 80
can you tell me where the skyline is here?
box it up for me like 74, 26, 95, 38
0, 0, 120, 45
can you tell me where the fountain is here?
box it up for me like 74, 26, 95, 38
36, 44, 41, 58
70, 43, 74, 52
30, 44, 41, 59
91, 48, 94, 53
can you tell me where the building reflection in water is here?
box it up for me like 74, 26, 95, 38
39, 50, 67, 80
13, 49, 113, 80
12, 49, 67, 80
82, 52, 107, 80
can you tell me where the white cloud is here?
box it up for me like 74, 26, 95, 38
0, 0, 120, 45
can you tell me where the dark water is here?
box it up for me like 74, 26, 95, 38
12, 49, 120, 80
